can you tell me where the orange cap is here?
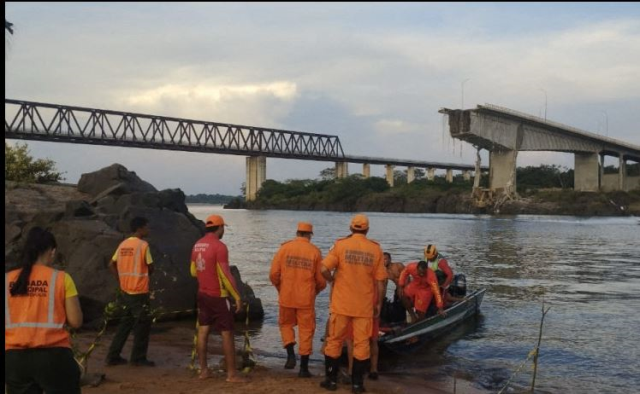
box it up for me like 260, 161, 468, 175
350, 214, 369, 231
297, 222, 313, 233
205, 214, 226, 228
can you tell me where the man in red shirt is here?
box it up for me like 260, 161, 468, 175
399, 261, 445, 322
190, 214, 248, 383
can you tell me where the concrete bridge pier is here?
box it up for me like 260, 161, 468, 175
362, 163, 370, 179
574, 152, 600, 192
489, 149, 517, 194
386, 164, 395, 187
619, 155, 627, 191
407, 166, 415, 183
446, 169, 454, 183
246, 156, 266, 201
427, 168, 435, 181
463, 170, 471, 181
336, 161, 349, 179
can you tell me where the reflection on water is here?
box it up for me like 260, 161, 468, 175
187, 205, 640, 393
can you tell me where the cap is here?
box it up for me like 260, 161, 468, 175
297, 222, 313, 233
350, 214, 369, 231
205, 214, 226, 228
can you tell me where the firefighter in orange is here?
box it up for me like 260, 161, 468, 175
424, 244, 454, 292
105, 216, 156, 367
270, 222, 327, 377
399, 260, 445, 322
5, 227, 83, 394
320, 214, 387, 394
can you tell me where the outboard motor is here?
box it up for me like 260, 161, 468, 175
448, 274, 467, 297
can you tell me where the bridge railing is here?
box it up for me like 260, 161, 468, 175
4, 99, 345, 160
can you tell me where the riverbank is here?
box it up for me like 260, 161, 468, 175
75, 321, 485, 394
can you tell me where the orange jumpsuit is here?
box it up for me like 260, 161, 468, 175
270, 237, 326, 356
399, 262, 443, 313
323, 234, 387, 361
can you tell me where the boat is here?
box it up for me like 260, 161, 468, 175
378, 288, 486, 355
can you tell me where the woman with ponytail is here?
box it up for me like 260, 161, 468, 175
5, 227, 83, 394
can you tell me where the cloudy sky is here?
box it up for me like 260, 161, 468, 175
5, 2, 640, 195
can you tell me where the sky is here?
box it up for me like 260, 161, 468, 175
5, 2, 640, 195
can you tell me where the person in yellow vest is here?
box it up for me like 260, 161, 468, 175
269, 222, 327, 377
105, 216, 155, 367
5, 227, 83, 394
320, 214, 387, 394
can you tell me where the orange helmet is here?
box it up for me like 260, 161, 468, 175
424, 244, 438, 260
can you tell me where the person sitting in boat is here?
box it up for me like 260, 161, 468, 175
424, 244, 454, 295
383, 252, 405, 299
398, 261, 445, 323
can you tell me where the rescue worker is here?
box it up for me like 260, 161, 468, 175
106, 216, 155, 367
5, 227, 83, 394
320, 214, 387, 394
398, 260, 445, 322
190, 214, 248, 383
270, 222, 326, 377
424, 244, 454, 292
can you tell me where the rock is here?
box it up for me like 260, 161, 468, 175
78, 164, 156, 197
65, 200, 95, 217
230, 266, 265, 322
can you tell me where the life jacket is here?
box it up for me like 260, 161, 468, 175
115, 237, 150, 294
5, 265, 70, 350
428, 254, 446, 272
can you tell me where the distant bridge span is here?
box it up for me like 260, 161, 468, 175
5, 99, 484, 199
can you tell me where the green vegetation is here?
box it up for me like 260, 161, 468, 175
5, 142, 64, 183
516, 165, 574, 193
185, 193, 240, 204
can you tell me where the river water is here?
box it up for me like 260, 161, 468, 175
187, 205, 640, 393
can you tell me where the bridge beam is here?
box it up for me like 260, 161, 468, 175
427, 168, 435, 181
407, 166, 415, 183
362, 163, 370, 179
386, 164, 395, 187
246, 156, 266, 201
489, 149, 517, 195
446, 169, 454, 183
335, 161, 349, 178
574, 152, 599, 192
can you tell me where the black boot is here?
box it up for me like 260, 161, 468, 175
319, 356, 339, 391
351, 359, 368, 393
284, 343, 296, 369
298, 355, 312, 378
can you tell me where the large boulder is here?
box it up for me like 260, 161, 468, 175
77, 163, 157, 197
4, 166, 264, 326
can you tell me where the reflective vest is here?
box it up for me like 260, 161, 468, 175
115, 237, 150, 294
5, 265, 70, 350
428, 255, 446, 272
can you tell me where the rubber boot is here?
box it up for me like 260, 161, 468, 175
298, 355, 312, 378
284, 343, 296, 369
351, 359, 368, 393
319, 356, 338, 391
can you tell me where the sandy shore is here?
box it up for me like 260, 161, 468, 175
75, 322, 485, 394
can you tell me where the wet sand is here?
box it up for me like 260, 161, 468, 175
75, 321, 485, 394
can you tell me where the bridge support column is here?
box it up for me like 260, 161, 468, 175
362, 163, 370, 179
489, 149, 517, 194
574, 152, 599, 192
245, 156, 266, 201
407, 167, 415, 183
386, 164, 395, 187
619, 155, 627, 191
427, 168, 435, 181
335, 161, 349, 179
446, 169, 454, 183
463, 170, 471, 181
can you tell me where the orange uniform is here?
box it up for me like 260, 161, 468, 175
323, 234, 387, 361
112, 236, 153, 294
399, 262, 443, 313
5, 265, 78, 350
270, 236, 326, 356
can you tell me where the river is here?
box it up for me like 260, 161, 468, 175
187, 205, 640, 393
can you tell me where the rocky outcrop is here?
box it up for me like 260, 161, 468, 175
5, 165, 264, 326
